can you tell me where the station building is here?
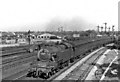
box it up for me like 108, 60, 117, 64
37, 33, 57, 39
32, 33, 62, 43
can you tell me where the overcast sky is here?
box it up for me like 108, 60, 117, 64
0, 0, 119, 31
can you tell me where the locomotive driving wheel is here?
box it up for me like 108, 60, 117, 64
43, 73, 50, 79
32, 71, 38, 78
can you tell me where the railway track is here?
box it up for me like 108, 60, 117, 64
2, 53, 37, 70
4, 47, 107, 82
72, 49, 105, 80
2, 44, 30, 51
2, 51, 37, 65
1, 50, 37, 79
53, 47, 107, 81
2, 56, 37, 79
1, 45, 38, 66
1, 44, 35, 58
1, 50, 27, 58
1, 47, 30, 57
1, 37, 114, 81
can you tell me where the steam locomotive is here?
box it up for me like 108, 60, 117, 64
27, 36, 114, 79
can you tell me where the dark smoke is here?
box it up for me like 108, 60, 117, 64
44, 17, 92, 31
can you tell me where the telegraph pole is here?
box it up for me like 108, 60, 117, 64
104, 22, 107, 33
112, 25, 115, 35
28, 30, 31, 45
112, 25, 115, 41
97, 25, 100, 34
108, 27, 110, 32
101, 26, 103, 34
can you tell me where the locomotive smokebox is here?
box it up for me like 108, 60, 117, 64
37, 49, 51, 61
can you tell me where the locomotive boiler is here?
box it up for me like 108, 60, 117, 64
27, 36, 114, 79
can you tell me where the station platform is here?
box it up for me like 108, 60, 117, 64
85, 49, 119, 81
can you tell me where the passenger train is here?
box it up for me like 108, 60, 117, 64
27, 36, 114, 79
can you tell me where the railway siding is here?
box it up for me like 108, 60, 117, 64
2, 63, 30, 80
2, 56, 37, 80
2, 51, 37, 65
